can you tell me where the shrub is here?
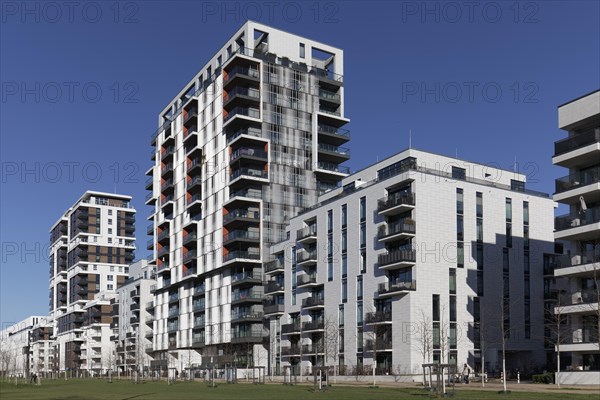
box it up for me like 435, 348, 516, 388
532, 373, 554, 384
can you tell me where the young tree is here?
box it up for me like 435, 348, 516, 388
323, 316, 340, 382
413, 309, 433, 385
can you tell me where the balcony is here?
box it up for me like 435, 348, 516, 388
226, 127, 262, 144
192, 337, 205, 348
377, 220, 416, 242
296, 226, 317, 244
231, 290, 264, 304
223, 86, 260, 108
553, 252, 600, 278
365, 311, 392, 325
365, 338, 393, 351
264, 259, 285, 274
161, 146, 175, 161
318, 88, 341, 104
263, 303, 285, 316
223, 209, 260, 227
378, 249, 416, 270
297, 249, 318, 266
317, 124, 350, 145
297, 275, 319, 288
264, 281, 284, 295
231, 329, 265, 344
230, 147, 268, 163
301, 296, 324, 309
231, 271, 262, 287
223, 250, 261, 264
168, 307, 179, 318
316, 161, 349, 176
554, 167, 600, 203
318, 143, 350, 163
556, 130, 600, 156
223, 107, 260, 124
193, 318, 205, 329
157, 246, 170, 258
182, 249, 197, 264
157, 229, 170, 243
168, 293, 179, 304
378, 280, 417, 297
223, 230, 260, 246
231, 312, 263, 324
223, 66, 260, 87
230, 167, 268, 183
377, 193, 416, 216
281, 322, 301, 335
167, 324, 179, 333
193, 301, 205, 312
555, 207, 600, 240
161, 162, 173, 177
187, 157, 203, 174
183, 232, 198, 246
186, 176, 202, 191
281, 346, 302, 357
193, 285, 206, 296
302, 320, 325, 332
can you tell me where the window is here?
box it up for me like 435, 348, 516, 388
457, 243, 464, 268
328, 259, 333, 282
476, 219, 483, 242
476, 192, 483, 217
452, 166, 466, 180
523, 201, 529, 225
108, 275, 113, 281
299, 43, 305, 58
456, 188, 464, 214
359, 197, 366, 222
108, 238, 112, 243
449, 296, 457, 321
457, 216, 464, 241
110, 266, 114, 272
108, 218, 112, 225
108, 228, 112, 234
357, 276, 363, 300
338, 305, 344, 327
342, 230, 347, 253
341, 278, 347, 303
327, 210, 333, 232
449, 269, 456, 294
357, 301, 363, 325
511, 179, 525, 192
341, 204, 347, 228
360, 250, 366, 274
93, 265, 97, 271
107, 284, 113, 290
360, 224, 366, 247
505, 198, 512, 222
108, 210, 112, 215
342, 255, 347, 277
432, 294, 440, 321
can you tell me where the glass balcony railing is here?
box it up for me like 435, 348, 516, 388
317, 162, 350, 174
555, 167, 600, 194
230, 168, 268, 180
377, 193, 416, 212
554, 129, 600, 156
223, 87, 260, 103
223, 107, 260, 123
223, 230, 260, 242
555, 206, 600, 231
317, 124, 350, 139
231, 147, 268, 162
318, 143, 350, 156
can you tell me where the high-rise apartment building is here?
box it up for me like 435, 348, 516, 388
49, 191, 136, 372
269, 149, 555, 376
146, 21, 349, 367
551, 90, 600, 385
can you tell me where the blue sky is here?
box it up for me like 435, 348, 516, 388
1, 1, 598, 324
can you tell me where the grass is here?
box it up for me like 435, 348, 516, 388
1, 379, 599, 400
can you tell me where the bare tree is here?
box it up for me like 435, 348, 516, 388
323, 316, 340, 381
544, 290, 571, 388
413, 309, 433, 385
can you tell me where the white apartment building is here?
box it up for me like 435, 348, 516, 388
0, 316, 51, 377
146, 21, 349, 369
113, 259, 157, 374
268, 149, 555, 377
49, 191, 136, 372
551, 90, 600, 385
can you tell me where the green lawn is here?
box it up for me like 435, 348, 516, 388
1, 379, 598, 400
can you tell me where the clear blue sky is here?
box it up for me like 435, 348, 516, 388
1, 1, 598, 324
